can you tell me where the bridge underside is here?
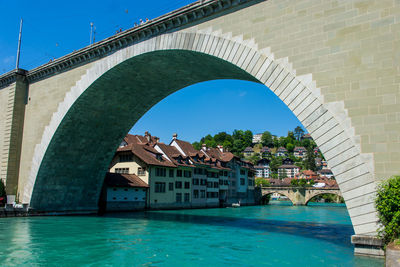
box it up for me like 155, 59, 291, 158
29, 50, 258, 211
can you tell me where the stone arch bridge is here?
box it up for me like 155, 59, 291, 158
0, 0, 398, 256
261, 186, 342, 206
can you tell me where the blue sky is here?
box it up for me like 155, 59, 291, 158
1, 0, 303, 143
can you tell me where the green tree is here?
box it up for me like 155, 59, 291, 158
375, 176, 400, 246
286, 143, 295, 153
304, 146, 317, 171
192, 142, 201, 150
243, 130, 253, 148
255, 178, 270, 187
261, 131, 273, 147
246, 153, 261, 165
273, 137, 280, 148
294, 126, 304, 141
270, 173, 278, 178
222, 140, 233, 151
269, 156, 282, 173
214, 132, 233, 145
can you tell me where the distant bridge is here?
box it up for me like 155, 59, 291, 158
261, 186, 342, 206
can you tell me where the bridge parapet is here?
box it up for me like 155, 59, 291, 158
0, 0, 253, 88
261, 186, 342, 206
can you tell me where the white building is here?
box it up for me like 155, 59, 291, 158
252, 133, 263, 144
102, 172, 149, 211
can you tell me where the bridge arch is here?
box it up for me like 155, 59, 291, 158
262, 191, 296, 206
22, 30, 377, 235
305, 190, 343, 206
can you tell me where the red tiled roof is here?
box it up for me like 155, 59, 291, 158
105, 172, 149, 188
278, 164, 299, 169
124, 133, 158, 145
117, 143, 175, 167
156, 143, 193, 167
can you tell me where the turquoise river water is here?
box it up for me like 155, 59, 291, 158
0, 202, 384, 266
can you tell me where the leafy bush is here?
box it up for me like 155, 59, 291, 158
290, 178, 315, 187
255, 178, 270, 187
375, 176, 400, 245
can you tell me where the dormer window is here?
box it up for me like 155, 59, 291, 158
156, 154, 163, 161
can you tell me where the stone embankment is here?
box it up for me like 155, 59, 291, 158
386, 242, 400, 267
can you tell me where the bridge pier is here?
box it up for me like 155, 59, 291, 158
351, 235, 384, 257
0, 70, 27, 204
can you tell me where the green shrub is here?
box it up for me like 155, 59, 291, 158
375, 176, 400, 245
255, 178, 270, 187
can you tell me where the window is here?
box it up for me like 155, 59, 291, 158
195, 168, 204, 175
184, 170, 192, 178
177, 170, 183, 177
214, 182, 219, 188
119, 154, 133, 162
219, 180, 223, 185
224, 180, 229, 185
156, 168, 166, 177
224, 171, 228, 176
193, 179, 199, 185
169, 169, 174, 177
201, 179, 207, 186
193, 190, 199, 198
155, 182, 166, 193
176, 193, 182, 203
240, 170, 245, 175
175, 181, 182, 189
169, 182, 174, 191
115, 168, 129, 174
240, 178, 245, 185
207, 182, 213, 188
200, 190, 206, 198
219, 171, 223, 176
184, 193, 190, 203
138, 167, 146, 176
184, 182, 190, 189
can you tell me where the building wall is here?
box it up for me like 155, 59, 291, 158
149, 166, 192, 209
0, 83, 12, 185
109, 154, 149, 184
192, 170, 207, 207
107, 187, 146, 202
106, 186, 147, 211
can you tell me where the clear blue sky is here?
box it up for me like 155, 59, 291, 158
1, 0, 304, 143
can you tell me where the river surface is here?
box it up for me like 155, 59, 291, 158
0, 202, 383, 266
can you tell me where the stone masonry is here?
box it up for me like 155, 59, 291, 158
0, 0, 399, 256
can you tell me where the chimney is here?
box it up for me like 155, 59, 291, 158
155, 137, 159, 143
145, 131, 151, 143
217, 145, 224, 152
202, 143, 207, 151
172, 133, 178, 140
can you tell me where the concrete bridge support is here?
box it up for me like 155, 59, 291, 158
0, 70, 28, 203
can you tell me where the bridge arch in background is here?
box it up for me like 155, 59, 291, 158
22, 30, 378, 236
304, 191, 343, 206
262, 191, 295, 205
